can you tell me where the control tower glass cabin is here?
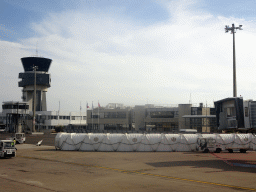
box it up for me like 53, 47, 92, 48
18, 57, 52, 112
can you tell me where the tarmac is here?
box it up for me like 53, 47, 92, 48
0, 133, 256, 192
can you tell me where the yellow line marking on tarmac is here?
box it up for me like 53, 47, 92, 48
17, 155, 256, 191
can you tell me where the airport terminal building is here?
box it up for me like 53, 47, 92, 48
86, 103, 216, 133
3, 55, 245, 133
0, 101, 86, 132
0, 100, 216, 133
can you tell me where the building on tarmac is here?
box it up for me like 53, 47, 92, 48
215, 97, 256, 133
0, 101, 87, 132
86, 103, 217, 133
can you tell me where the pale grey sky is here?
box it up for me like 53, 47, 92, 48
1, 0, 256, 111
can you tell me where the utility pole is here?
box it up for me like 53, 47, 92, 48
32, 65, 38, 132
80, 101, 82, 129
225, 23, 243, 97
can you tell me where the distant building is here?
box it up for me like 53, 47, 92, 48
86, 103, 216, 133
182, 103, 217, 133
0, 101, 86, 132
134, 104, 181, 132
86, 103, 132, 131
0, 101, 29, 133
34, 111, 86, 131
215, 97, 256, 132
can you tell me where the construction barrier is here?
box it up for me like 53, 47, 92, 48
55, 133, 256, 152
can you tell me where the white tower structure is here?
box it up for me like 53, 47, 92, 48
19, 57, 52, 111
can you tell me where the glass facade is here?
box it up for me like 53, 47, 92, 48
150, 111, 175, 118
104, 112, 126, 119
2, 104, 29, 110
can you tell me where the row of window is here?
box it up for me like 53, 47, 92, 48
59, 116, 70, 120
91, 112, 127, 119
185, 118, 217, 129
2, 105, 29, 110
0, 115, 86, 120
104, 112, 127, 118
149, 111, 176, 118
87, 124, 130, 130
146, 123, 178, 128
36, 115, 86, 120
191, 107, 216, 115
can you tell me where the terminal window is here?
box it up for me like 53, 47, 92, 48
150, 111, 174, 118
226, 107, 235, 117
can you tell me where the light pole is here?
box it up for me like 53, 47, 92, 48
37, 114, 41, 132
32, 65, 38, 132
225, 23, 243, 98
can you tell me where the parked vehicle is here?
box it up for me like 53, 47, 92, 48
197, 138, 223, 153
7, 133, 26, 144
196, 135, 253, 153
0, 140, 16, 158
0, 124, 5, 132
15, 133, 26, 144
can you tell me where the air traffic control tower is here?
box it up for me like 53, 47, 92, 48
18, 57, 52, 111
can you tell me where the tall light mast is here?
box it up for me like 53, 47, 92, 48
225, 23, 243, 97
32, 65, 38, 132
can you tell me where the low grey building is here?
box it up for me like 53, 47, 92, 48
215, 97, 256, 132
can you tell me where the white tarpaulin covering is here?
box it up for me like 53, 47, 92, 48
55, 133, 256, 152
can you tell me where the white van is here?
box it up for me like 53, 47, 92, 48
15, 133, 26, 144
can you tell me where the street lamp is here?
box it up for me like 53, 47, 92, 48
37, 114, 41, 132
225, 24, 243, 97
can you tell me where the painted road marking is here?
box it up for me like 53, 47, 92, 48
0, 175, 60, 192
18, 155, 256, 191
211, 152, 256, 168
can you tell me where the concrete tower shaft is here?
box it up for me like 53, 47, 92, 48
18, 57, 52, 112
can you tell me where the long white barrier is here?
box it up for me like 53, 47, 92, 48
55, 133, 256, 152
